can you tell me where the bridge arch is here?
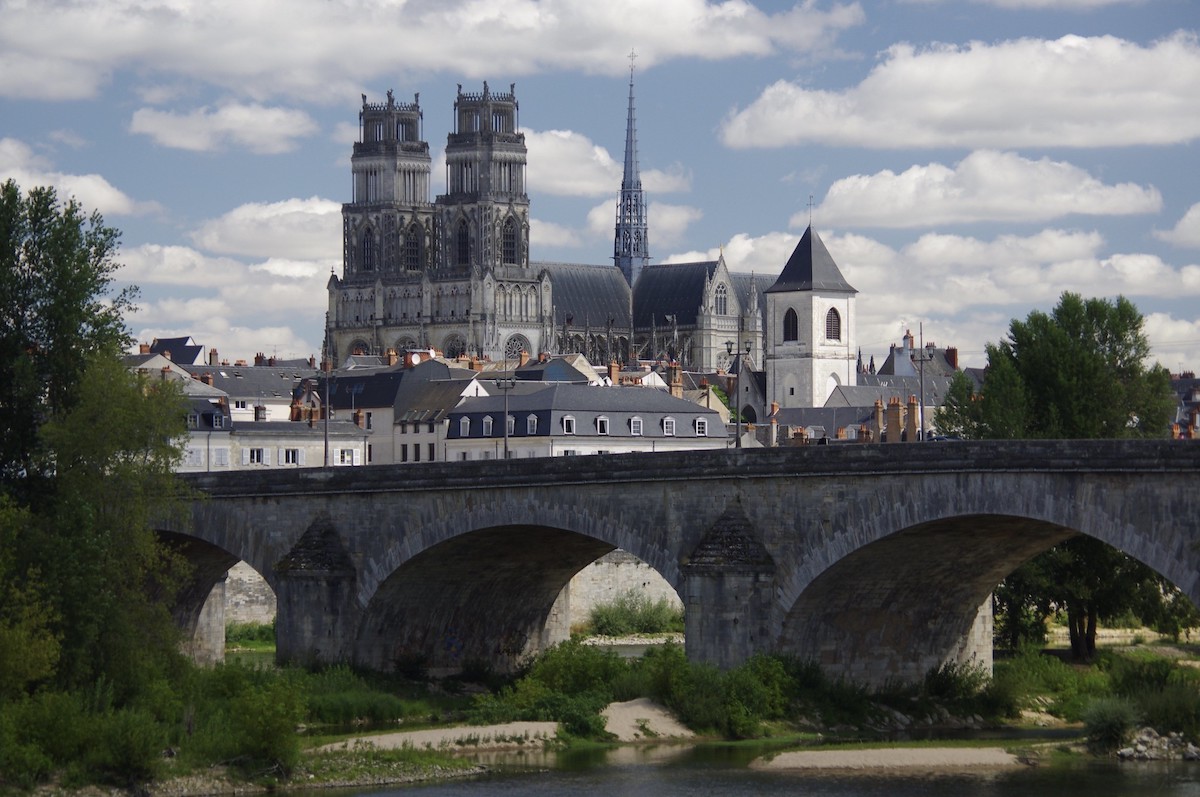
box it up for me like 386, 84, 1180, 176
773, 467, 1200, 685
352, 501, 680, 673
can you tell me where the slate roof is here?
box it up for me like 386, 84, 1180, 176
828, 377, 959, 409
765, 226, 856, 295
393, 378, 476, 423
514, 355, 595, 383
230, 420, 368, 439
183, 363, 317, 403
535, 261, 632, 329
729, 272, 768, 321
149, 336, 203, 365
632, 260, 716, 328
773, 405, 875, 433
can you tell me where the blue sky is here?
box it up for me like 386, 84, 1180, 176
2, 0, 1198, 371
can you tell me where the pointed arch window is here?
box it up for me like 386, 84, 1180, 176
403, 225, 421, 271
502, 217, 518, 265
715, 284, 728, 316
825, 308, 842, 341
455, 220, 470, 266
783, 308, 799, 342
361, 230, 375, 271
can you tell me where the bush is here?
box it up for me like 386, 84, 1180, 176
588, 591, 683, 636
1083, 697, 1139, 752
230, 674, 306, 774
87, 708, 164, 785
225, 621, 275, 647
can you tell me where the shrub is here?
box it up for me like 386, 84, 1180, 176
225, 620, 275, 647
1083, 697, 1139, 752
588, 590, 683, 636
87, 708, 164, 785
230, 674, 306, 774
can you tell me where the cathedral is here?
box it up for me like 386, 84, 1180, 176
326, 72, 858, 413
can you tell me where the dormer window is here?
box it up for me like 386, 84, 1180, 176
506, 415, 515, 436
212, 414, 224, 430
526, 414, 538, 434
596, 416, 610, 435
459, 417, 470, 436
695, 418, 708, 436
630, 416, 643, 436
483, 416, 494, 436
662, 417, 676, 436
563, 415, 576, 435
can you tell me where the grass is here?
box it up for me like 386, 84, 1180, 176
585, 590, 684, 637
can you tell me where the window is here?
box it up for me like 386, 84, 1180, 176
183, 448, 202, 467
284, 448, 300, 465
455, 220, 470, 265
213, 448, 230, 467
715, 283, 728, 315
338, 448, 360, 465
596, 416, 609, 435
483, 416, 494, 436
403, 225, 421, 270
502, 217, 518, 264
428, 443, 435, 461
428, 422, 435, 433
662, 417, 676, 436
825, 307, 842, 341
506, 415, 515, 436
526, 414, 538, 434
368, 444, 373, 463
563, 415, 576, 435
695, 418, 708, 436
400, 444, 408, 462
400, 421, 408, 434
630, 416, 643, 436
413, 445, 421, 462
562, 449, 577, 456
460, 452, 469, 461
212, 413, 224, 429
187, 413, 198, 429
459, 417, 470, 436
234, 400, 247, 410
365, 412, 373, 430
783, 308, 799, 342
246, 448, 265, 465
362, 231, 374, 271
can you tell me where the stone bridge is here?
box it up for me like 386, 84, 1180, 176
165, 440, 1200, 685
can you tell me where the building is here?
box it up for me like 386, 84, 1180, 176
445, 382, 726, 460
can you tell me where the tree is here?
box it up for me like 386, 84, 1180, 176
0, 181, 189, 701
977, 293, 1181, 658
0, 179, 136, 499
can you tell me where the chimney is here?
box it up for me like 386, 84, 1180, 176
254, 405, 267, 422
254, 352, 266, 366
139, 342, 151, 354
308, 354, 316, 369
160, 366, 171, 381
268, 356, 276, 367
386, 348, 399, 367
668, 362, 683, 399
353, 408, 365, 429
209, 347, 219, 366
519, 349, 530, 367
539, 351, 549, 363
886, 396, 903, 443
946, 346, 958, 370
201, 372, 214, 386
873, 399, 885, 441
769, 410, 778, 447
607, 360, 620, 384
906, 394, 919, 442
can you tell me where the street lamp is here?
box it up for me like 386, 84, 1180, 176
496, 350, 516, 459
726, 339, 752, 448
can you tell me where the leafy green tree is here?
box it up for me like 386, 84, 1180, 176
0, 181, 189, 703
0, 179, 136, 498
977, 293, 1182, 658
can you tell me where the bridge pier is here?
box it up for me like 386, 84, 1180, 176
274, 513, 360, 667
683, 502, 776, 669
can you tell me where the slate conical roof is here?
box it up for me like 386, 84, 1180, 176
765, 226, 856, 294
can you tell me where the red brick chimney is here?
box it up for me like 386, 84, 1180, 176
139, 342, 151, 354
607, 360, 620, 384
873, 399, 885, 441
353, 408, 365, 429
386, 348, 399, 367
209, 347, 219, 366
906, 394, 919, 442
519, 349, 530, 367
201, 372, 214, 386
886, 396, 903, 443
668, 362, 683, 399
254, 352, 266, 366
946, 346, 958, 370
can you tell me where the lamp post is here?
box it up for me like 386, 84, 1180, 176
497, 350, 516, 459
726, 339, 752, 448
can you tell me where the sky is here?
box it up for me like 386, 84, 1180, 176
2, 0, 1198, 371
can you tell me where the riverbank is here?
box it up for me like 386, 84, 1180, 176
752, 746, 1023, 772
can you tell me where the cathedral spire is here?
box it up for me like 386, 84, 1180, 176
614, 50, 649, 287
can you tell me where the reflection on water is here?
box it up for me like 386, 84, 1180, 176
327, 744, 1200, 797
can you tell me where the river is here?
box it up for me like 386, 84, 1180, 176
329, 744, 1200, 797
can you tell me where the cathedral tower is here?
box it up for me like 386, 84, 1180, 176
764, 227, 857, 408
435, 82, 530, 272
613, 58, 649, 287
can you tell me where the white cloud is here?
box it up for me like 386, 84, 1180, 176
1155, 203, 1200, 249
0, 137, 159, 216
530, 218, 583, 250
526, 129, 619, 197
809, 150, 1161, 228
649, 202, 703, 248
1144, 313, 1200, 373
0, 0, 865, 103
129, 103, 319, 154
189, 197, 343, 260
721, 32, 1200, 149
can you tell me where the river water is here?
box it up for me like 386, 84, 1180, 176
337, 744, 1200, 797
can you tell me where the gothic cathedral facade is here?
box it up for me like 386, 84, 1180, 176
327, 84, 555, 365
